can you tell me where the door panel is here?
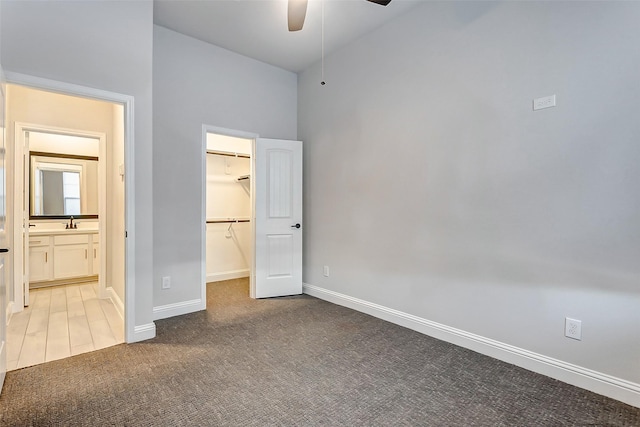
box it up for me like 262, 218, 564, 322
267, 234, 293, 277
254, 139, 302, 299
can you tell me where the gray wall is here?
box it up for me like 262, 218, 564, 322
299, 1, 640, 384
41, 171, 64, 215
1, 0, 154, 337
152, 26, 297, 308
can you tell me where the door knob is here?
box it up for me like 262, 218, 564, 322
291, 223, 301, 229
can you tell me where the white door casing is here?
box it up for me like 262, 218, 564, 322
0, 63, 8, 392
22, 131, 29, 306
254, 138, 303, 299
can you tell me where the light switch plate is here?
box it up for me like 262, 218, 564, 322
533, 94, 556, 111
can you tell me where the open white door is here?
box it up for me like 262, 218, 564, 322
254, 138, 302, 299
0, 63, 8, 391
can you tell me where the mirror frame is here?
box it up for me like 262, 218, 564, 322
29, 151, 99, 220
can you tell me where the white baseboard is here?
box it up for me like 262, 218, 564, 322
207, 269, 249, 283
104, 287, 125, 320
6, 301, 15, 324
132, 322, 156, 342
153, 299, 203, 321
303, 283, 640, 408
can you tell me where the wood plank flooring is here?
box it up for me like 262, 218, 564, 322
6, 282, 124, 371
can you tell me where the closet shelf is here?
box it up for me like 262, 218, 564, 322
207, 149, 250, 159
206, 218, 251, 224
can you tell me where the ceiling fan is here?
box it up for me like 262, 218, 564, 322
288, 0, 392, 32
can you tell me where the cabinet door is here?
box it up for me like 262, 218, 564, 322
54, 244, 89, 279
29, 246, 51, 282
91, 243, 99, 276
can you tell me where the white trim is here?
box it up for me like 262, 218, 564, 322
153, 299, 203, 321
6, 72, 141, 343
201, 125, 258, 308
206, 269, 250, 283
303, 283, 640, 408
104, 286, 125, 320
133, 323, 156, 342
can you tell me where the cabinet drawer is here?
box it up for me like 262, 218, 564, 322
92, 234, 99, 243
29, 236, 51, 247
54, 234, 89, 245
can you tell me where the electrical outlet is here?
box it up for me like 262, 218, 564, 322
162, 276, 171, 290
565, 317, 582, 340
323, 265, 330, 277
533, 94, 556, 111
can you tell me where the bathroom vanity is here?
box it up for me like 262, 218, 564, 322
29, 229, 99, 287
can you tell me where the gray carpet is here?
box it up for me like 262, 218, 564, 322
1, 278, 638, 426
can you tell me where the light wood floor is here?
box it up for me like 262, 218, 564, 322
6, 282, 124, 371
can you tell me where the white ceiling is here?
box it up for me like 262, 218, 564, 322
153, 0, 423, 73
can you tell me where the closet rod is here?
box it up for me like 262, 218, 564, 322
206, 219, 251, 224
206, 149, 250, 159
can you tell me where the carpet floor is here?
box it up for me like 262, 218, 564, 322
1, 278, 638, 426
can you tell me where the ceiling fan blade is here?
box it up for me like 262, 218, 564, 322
366, 0, 392, 5
288, 0, 308, 32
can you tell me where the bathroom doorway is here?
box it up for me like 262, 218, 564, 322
5, 83, 127, 369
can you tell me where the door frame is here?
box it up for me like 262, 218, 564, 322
14, 123, 107, 310
201, 125, 259, 303
6, 72, 136, 342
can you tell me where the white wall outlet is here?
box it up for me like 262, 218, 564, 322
565, 317, 582, 340
533, 94, 556, 111
162, 276, 171, 290
323, 265, 330, 277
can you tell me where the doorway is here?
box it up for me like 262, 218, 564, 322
5, 83, 127, 369
19, 127, 104, 307
204, 130, 255, 299
201, 126, 304, 303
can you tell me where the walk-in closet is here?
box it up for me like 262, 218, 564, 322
205, 133, 253, 283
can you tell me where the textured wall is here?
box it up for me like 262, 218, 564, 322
299, 1, 640, 384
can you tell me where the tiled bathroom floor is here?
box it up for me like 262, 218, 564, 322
6, 282, 124, 371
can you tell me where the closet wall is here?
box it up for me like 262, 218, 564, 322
206, 134, 252, 282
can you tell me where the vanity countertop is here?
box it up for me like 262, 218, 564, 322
30, 228, 99, 236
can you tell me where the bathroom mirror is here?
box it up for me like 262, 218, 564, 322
30, 152, 99, 219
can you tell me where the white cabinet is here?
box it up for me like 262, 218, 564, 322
53, 234, 90, 279
29, 236, 52, 282
29, 232, 98, 285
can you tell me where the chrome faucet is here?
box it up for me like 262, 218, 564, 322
66, 216, 77, 229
